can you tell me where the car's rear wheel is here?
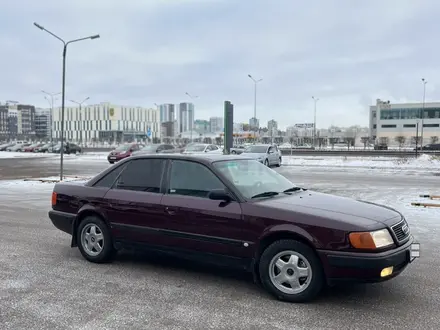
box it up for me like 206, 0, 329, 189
231, 150, 236, 154
264, 159, 269, 166
276, 157, 281, 167
258, 239, 324, 303
77, 216, 115, 263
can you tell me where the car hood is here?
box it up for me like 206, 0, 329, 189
256, 190, 401, 228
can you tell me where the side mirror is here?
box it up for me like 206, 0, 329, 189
208, 189, 231, 201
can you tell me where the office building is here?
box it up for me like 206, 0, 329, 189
0, 105, 8, 139
267, 119, 278, 136
0, 103, 36, 140
159, 104, 175, 123
178, 102, 194, 133
52, 102, 160, 143
209, 117, 223, 133
35, 108, 52, 139
249, 117, 259, 130
370, 99, 440, 145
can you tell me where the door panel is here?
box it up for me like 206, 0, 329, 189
160, 195, 250, 257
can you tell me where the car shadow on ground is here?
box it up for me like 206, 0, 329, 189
64, 246, 403, 304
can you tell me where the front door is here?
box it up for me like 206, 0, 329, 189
160, 159, 250, 260
103, 158, 168, 246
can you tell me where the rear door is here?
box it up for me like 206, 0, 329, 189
103, 158, 169, 246
160, 159, 249, 260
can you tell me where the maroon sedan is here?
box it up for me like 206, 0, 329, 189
48, 154, 419, 302
24, 143, 44, 152
107, 143, 142, 164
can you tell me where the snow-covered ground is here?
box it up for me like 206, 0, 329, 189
0, 152, 55, 159
282, 154, 440, 171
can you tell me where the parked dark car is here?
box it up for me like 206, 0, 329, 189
374, 144, 388, 150
34, 142, 56, 153
48, 154, 419, 302
107, 143, 142, 164
414, 143, 440, 151
52, 142, 82, 154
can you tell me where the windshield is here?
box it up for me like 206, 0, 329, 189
114, 144, 130, 151
213, 159, 297, 199
244, 146, 268, 153
186, 145, 206, 152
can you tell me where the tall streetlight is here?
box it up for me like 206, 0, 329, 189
248, 74, 263, 137
34, 22, 99, 181
420, 78, 427, 149
41, 90, 61, 144
312, 96, 319, 147
69, 97, 90, 145
185, 92, 198, 142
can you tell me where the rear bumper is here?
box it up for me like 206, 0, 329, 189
49, 210, 75, 235
318, 236, 417, 284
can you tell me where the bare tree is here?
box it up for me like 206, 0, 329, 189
411, 136, 421, 145
360, 136, 370, 150
345, 137, 355, 150
379, 137, 389, 146
328, 137, 338, 149
431, 136, 439, 144
394, 136, 406, 150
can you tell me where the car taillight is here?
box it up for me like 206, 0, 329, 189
51, 192, 57, 206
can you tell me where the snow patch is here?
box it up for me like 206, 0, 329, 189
0, 152, 55, 159
283, 154, 440, 170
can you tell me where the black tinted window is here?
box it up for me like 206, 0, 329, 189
115, 159, 165, 193
94, 164, 126, 188
168, 160, 224, 198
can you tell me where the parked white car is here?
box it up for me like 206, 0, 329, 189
241, 144, 282, 167
182, 143, 222, 154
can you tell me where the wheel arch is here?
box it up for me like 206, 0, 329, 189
71, 205, 110, 248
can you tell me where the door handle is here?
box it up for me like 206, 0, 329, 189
165, 206, 177, 215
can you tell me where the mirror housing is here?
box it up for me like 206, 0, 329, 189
208, 189, 232, 201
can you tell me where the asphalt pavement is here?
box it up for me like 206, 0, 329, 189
1, 157, 440, 329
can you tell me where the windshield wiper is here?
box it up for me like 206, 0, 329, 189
283, 187, 305, 193
251, 191, 279, 199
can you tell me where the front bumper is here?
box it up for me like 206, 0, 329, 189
318, 236, 419, 284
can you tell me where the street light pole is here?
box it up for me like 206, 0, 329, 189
34, 22, 99, 181
185, 92, 198, 142
42, 90, 61, 144
420, 78, 427, 149
248, 74, 263, 139
312, 96, 319, 147
69, 97, 90, 145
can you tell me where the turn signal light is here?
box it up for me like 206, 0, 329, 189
51, 192, 57, 206
349, 229, 394, 249
380, 266, 393, 277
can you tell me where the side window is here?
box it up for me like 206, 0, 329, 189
166, 145, 174, 150
94, 164, 126, 188
115, 159, 165, 193
169, 160, 225, 198
268, 146, 273, 153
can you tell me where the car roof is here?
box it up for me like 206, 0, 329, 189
129, 153, 253, 164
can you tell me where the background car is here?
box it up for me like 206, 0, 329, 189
52, 142, 82, 154
132, 144, 175, 156
34, 142, 56, 153
24, 143, 45, 152
0, 143, 14, 151
107, 143, 143, 164
242, 144, 282, 167
230, 145, 246, 154
6, 143, 31, 152
182, 143, 222, 154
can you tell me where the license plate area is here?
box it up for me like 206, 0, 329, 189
409, 243, 420, 262
110, 157, 116, 160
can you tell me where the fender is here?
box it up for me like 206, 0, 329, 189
257, 223, 321, 251
70, 204, 110, 247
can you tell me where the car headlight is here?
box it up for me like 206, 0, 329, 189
349, 229, 394, 249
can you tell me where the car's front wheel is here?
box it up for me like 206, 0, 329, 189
264, 159, 269, 166
258, 239, 324, 303
77, 216, 115, 263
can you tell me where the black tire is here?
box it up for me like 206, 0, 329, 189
275, 157, 281, 167
264, 159, 269, 166
76, 216, 115, 263
109, 161, 114, 164
231, 150, 236, 154
258, 239, 324, 303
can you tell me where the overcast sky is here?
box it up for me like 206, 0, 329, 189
1, 0, 439, 129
